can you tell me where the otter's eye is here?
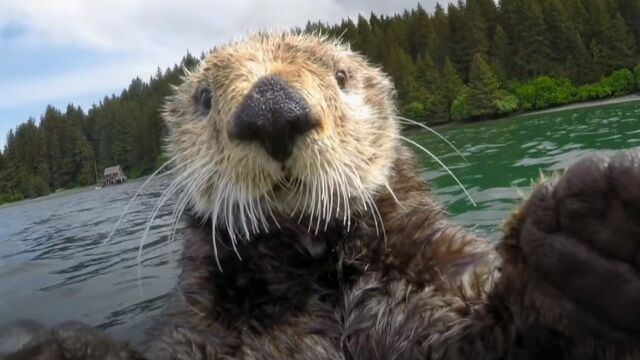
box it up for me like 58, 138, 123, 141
196, 87, 212, 114
335, 70, 348, 90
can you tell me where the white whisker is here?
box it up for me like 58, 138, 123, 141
395, 116, 469, 164
399, 135, 477, 207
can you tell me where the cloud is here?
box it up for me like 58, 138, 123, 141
0, 58, 158, 110
2, 0, 440, 52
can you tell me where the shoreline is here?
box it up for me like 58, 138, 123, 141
432, 93, 640, 130
0, 186, 97, 209
514, 93, 640, 118
0, 177, 149, 210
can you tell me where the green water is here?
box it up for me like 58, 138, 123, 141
413, 101, 640, 240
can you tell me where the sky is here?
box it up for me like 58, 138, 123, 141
0, 0, 443, 149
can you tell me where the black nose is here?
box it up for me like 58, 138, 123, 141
229, 76, 317, 163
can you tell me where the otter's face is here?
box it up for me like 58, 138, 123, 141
163, 33, 398, 238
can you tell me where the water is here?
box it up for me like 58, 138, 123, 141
414, 101, 640, 239
0, 101, 639, 348
0, 179, 182, 347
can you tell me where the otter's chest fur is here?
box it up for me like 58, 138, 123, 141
198, 217, 364, 327
153, 216, 381, 358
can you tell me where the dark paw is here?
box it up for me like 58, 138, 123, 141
517, 149, 640, 339
2, 321, 144, 360
0, 319, 48, 355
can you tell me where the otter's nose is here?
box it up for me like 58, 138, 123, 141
229, 76, 317, 163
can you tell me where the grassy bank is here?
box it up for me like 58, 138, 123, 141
515, 93, 640, 117
0, 185, 96, 209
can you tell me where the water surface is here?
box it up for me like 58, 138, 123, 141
0, 101, 639, 347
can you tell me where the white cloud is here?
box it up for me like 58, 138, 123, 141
2, 0, 440, 53
0, 58, 158, 110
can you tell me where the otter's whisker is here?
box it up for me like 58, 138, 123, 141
255, 172, 271, 231
289, 176, 304, 218
327, 158, 349, 227
307, 155, 320, 233
324, 157, 337, 231
104, 156, 179, 245
394, 116, 469, 164
254, 195, 268, 233
337, 166, 352, 230
246, 187, 260, 234
297, 159, 313, 224
207, 172, 228, 272
238, 182, 251, 242
167, 192, 190, 255
262, 183, 280, 230
314, 147, 327, 234
344, 163, 378, 235
383, 182, 404, 209
139, 164, 200, 260
399, 135, 477, 207
212, 221, 223, 272
170, 162, 213, 245
220, 174, 243, 260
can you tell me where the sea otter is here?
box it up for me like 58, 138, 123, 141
4, 33, 640, 360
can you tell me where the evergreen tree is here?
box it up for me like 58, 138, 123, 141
543, 0, 579, 75
467, 54, 502, 117
615, 0, 640, 52
408, 4, 434, 59
490, 24, 510, 77
431, 3, 450, 66
415, 53, 441, 94
441, 58, 465, 120
512, 0, 553, 78
568, 33, 599, 84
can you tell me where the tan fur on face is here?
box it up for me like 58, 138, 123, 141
163, 32, 399, 240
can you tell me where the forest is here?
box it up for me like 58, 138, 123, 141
1, 0, 640, 204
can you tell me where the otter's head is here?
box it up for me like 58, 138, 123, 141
163, 33, 399, 239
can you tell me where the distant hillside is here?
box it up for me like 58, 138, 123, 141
1, 0, 640, 204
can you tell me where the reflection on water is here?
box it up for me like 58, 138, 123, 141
0, 100, 639, 347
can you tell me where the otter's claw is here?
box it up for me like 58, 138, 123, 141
510, 150, 640, 339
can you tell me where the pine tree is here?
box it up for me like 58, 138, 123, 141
441, 58, 465, 120
600, 1, 637, 71
467, 54, 502, 117
490, 24, 510, 77
465, 0, 489, 59
386, 44, 423, 105
615, 0, 640, 52
512, 0, 552, 79
543, 0, 578, 76
415, 53, 441, 94
568, 33, 599, 84
408, 4, 433, 59
431, 3, 450, 66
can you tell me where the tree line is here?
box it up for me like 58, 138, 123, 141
2, 0, 640, 204
306, 0, 640, 122
0, 54, 200, 204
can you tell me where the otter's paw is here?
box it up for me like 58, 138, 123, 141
502, 150, 640, 342
3, 321, 144, 360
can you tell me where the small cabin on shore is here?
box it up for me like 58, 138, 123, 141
103, 165, 128, 185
